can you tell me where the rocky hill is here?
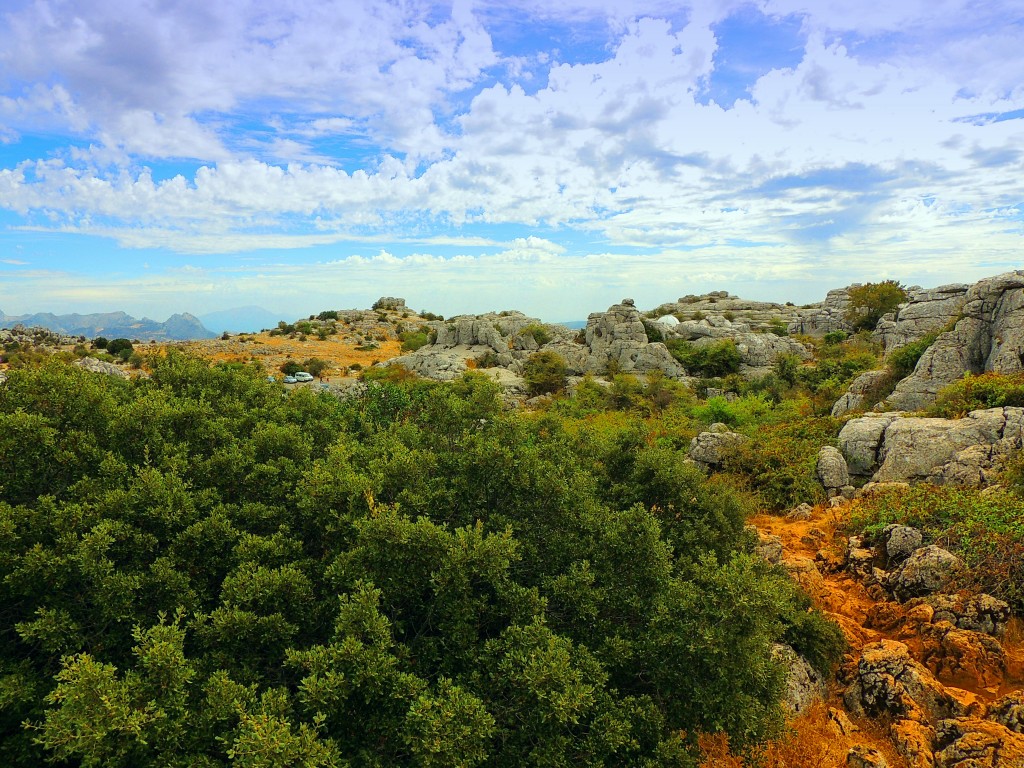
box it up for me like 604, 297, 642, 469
0, 309, 215, 341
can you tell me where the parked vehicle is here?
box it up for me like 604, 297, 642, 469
293, 371, 314, 382
283, 375, 297, 384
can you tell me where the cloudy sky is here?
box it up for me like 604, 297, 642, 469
1, 0, 1022, 322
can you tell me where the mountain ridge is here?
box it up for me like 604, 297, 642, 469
0, 308, 216, 340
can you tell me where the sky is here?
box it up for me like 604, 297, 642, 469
1, 0, 1023, 322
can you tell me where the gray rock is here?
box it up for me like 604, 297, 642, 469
887, 545, 962, 602
989, 690, 1024, 733
772, 643, 826, 715
839, 407, 1024, 487
371, 296, 406, 310
843, 639, 965, 723
688, 429, 747, 469
888, 271, 1024, 410
918, 593, 1011, 638
817, 445, 850, 490
789, 286, 855, 337
74, 356, 130, 378
832, 369, 892, 417
786, 502, 814, 521
846, 745, 888, 768
838, 412, 902, 479
881, 524, 923, 566
874, 283, 969, 354
749, 528, 783, 564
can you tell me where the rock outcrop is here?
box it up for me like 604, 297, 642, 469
688, 423, 747, 469
788, 286, 855, 337
888, 271, 1024, 411
832, 370, 892, 417
74, 356, 130, 378
583, 299, 685, 377
874, 284, 969, 354
839, 407, 1024, 486
773, 642, 827, 714
886, 546, 962, 602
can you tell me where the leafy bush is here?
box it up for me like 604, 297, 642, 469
887, 331, 937, 381
280, 359, 301, 375
823, 331, 848, 345
399, 330, 431, 352
666, 339, 742, 378
642, 320, 664, 343
930, 372, 1024, 418
106, 338, 134, 356
523, 350, 567, 395
91, 336, 109, 349
520, 323, 552, 347
851, 485, 1024, 612
845, 280, 907, 331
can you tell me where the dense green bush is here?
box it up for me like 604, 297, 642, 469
523, 350, 567, 395
851, 485, 1024, 612
666, 339, 742, 378
399, 330, 431, 352
0, 355, 843, 766
520, 323, 552, 347
887, 331, 937, 381
930, 372, 1024, 418
845, 280, 907, 331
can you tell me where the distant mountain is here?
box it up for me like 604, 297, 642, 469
553, 320, 587, 329
198, 306, 284, 334
0, 309, 216, 341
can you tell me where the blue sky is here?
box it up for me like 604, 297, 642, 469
1, 0, 1023, 322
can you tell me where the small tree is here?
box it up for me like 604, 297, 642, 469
303, 358, 329, 379
280, 359, 301, 376
845, 280, 907, 331
106, 338, 133, 356
92, 336, 109, 350
523, 350, 567, 396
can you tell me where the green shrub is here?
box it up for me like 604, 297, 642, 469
400, 331, 431, 352
642, 321, 664, 343
887, 332, 937, 381
666, 339, 741, 378
823, 331, 848, 345
523, 350, 567, 396
845, 280, 907, 331
106, 338, 133, 356
852, 485, 1024, 613
766, 318, 789, 336
929, 372, 1024, 418
520, 323, 552, 347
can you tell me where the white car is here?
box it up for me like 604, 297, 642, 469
293, 371, 314, 382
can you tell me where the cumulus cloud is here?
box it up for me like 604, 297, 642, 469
0, 0, 1022, 316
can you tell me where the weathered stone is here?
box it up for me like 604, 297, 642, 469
772, 643, 826, 714
371, 296, 406, 310
847, 745, 888, 768
818, 445, 851, 489
786, 502, 814, 521
74, 356, 130, 378
916, 593, 1012, 638
890, 719, 936, 768
688, 429, 747, 469
789, 286, 855, 337
888, 271, 1024, 411
988, 690, 1024, 733
882, 524, 924, 566
919, 621, 1007, 690
874, 283, 969, 354
933, 717, 1024, 767
843, 640, 965, 723
748, 527, 783, 564
888, 546, 962, 602
838, 413, 902, 478
833, 370, 893, 418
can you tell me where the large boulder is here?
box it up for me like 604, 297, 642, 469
772, 643, 827, 715
817, 445, 850, 490
916, 593, 1011, 638
887, 546, 962, 602
688, 424, 747, 469
832, 369, 892, 417
989, 690, 1024, 733
933, 717, 1024, 767
888, 271, 1024, 411
838, 407, 1024, 486
74, 356, 130, 378
874, 284, 970, 354
880, 524, 923, 566
789, 286, 855, 337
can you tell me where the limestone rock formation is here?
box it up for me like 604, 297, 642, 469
817, 445, 851, 493
688, 424, 747, 469
887, 546, 962, 602
832, 369, 892, 417
838, 407, 1024, 486
888, 271, 1024, 411
847, 745, 888, 768
919, 621, 1006, 689
874, 283, 969, 354
789, 286, 855, 336
880, 524, 923, 567
584, 299, 684, 377
915, 593, 1011, 638
989, 690, 1024, 734
772, 642, 827, 714
74, 356, 130, 378
933, 717, 1024, 767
